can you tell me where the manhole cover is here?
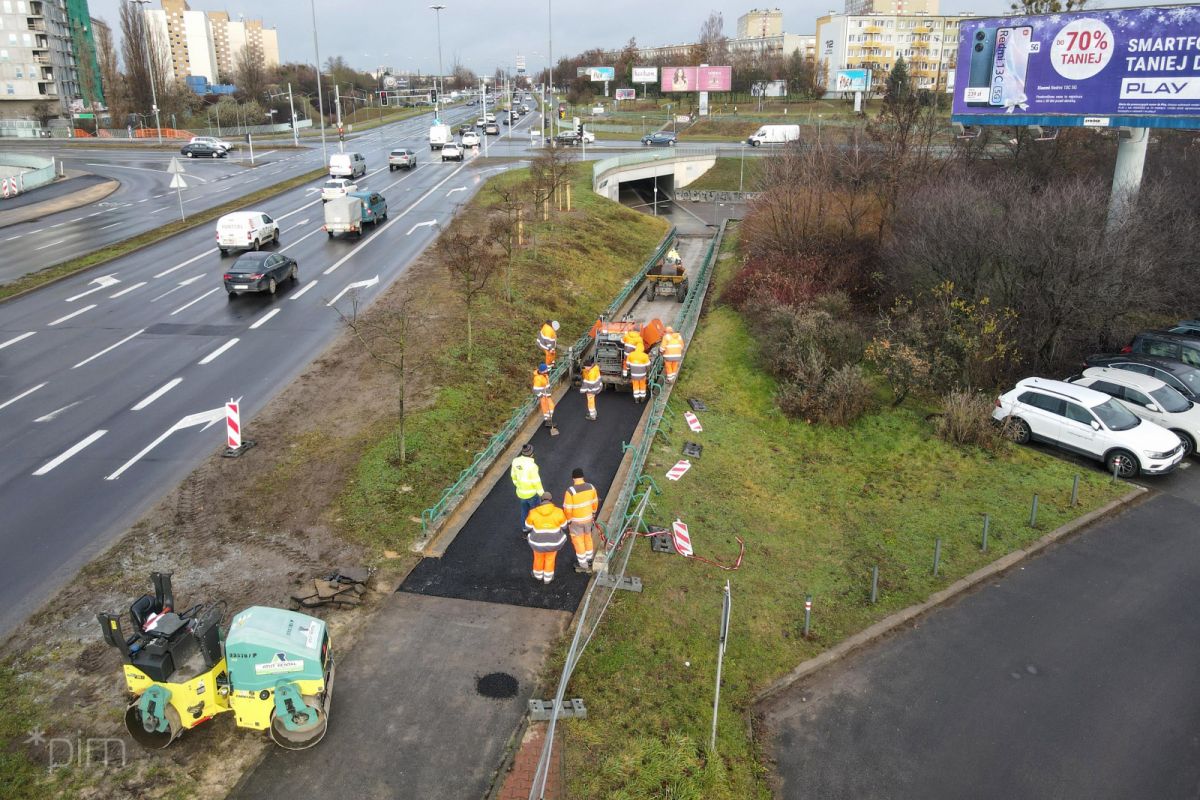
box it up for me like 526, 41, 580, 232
477, 672, 519, 699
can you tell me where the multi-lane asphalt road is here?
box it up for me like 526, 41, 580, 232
0, 102, 555, 637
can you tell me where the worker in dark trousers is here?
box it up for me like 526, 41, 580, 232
563, 468, 599, 572
525, 492, 567, 584
510, 444, 544, 534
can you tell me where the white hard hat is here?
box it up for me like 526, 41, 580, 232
551, 320, 559, 331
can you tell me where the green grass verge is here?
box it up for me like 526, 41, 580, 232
0, 167, 327, 302
560, 228, 1128, 799
335, 165, 670, 552
685, 157, 765, 192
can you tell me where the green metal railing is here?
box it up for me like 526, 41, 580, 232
419, 226, 679, 534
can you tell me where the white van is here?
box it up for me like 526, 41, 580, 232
328, 151, 366, 178
747, 124, 801, 147
216, 211, 280, 257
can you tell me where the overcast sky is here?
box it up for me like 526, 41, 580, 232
88, 0, 1157, 76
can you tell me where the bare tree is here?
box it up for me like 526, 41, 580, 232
334, 293, 419, 464
528, 146, 576, 219
235, 40, 269, 103
487, 181, 528, 302
436, 229, 498, 362
95, 19, 125, 120
696, 12, 728, 65
119, 3, 171, 126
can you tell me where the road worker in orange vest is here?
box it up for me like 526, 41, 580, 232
537, 320, 559, 367
532, 363, 554, 427
579, 359, 602, 421
524, 491, 567, 584
627, 344, 651, 403
661, 326, 684, 383
621, 327, 643, 377
563, 468, 599, 573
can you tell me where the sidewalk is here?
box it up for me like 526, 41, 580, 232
0, 171, 118, 227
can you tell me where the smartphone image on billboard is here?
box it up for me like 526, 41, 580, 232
965, 27, 997, 106
989, 26, 1032, 108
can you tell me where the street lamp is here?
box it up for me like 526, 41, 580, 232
547, 0, 554, 148
309, 0, 328, 163
129, 0, 162, 144
430, 5, 445, 119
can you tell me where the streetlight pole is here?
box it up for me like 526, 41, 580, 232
130, 0, 162, 144
547, 0, 554, 148
288, 83, 298, 146
430, 5, 445, 120
739, 142, 745, 193
309, 0, 328, 163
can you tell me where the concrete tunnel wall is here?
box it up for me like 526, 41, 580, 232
593, 154, 716, 202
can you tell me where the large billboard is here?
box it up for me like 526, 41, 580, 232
752, 80, 788, 97
834, 69, 871, 93
662, 66, 732, 92
632, 66, 658, 84
952, 5, 1200, 129
577, 66, 615, 82
615, 88, 636, 100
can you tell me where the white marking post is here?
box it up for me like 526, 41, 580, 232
665, 459, 692, 481
684, 411, 703, 433
223, 396, 255, 457
671, 518, 694, 557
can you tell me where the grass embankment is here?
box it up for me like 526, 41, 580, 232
0, 167, 327, 302
685, 157, 765, 192
335, 165, 669, 551
560, 229, 1128, 798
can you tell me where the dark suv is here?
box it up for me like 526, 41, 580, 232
1123, 330, 1200, 369
1085, 353, 1200, 401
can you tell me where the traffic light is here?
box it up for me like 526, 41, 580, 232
558, 105, 565, 120
379, 91, 388, 107
577, 120, 583, 137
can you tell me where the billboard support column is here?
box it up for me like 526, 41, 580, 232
854, 91, 862, 114
1107, 127, 1148, 232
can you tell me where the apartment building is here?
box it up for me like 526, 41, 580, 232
815, 11, 972, 96
0, 0, 80, 117
604, 32, 815, 65
737, 8, 783, 39
844, 0, 940, 15
147, 1, 279, 86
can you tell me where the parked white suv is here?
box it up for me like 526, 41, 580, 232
1070, 367, 1200, 458
993, 377, 1184, 478
190, 135, 234, 152
215, 211, 279, 257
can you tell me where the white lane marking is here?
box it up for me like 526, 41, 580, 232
48, 221, 67, 228
0, 382, 46, 412
406, 220, 438, 235
170, 287, 220, 316
199, 337, 239, 364
289, 279, 317, 300
154, 249, 217, 279
152, 193, 166, 198
4, 234, 22, 241
106, 407, 224, 481
150, 205, 171, 214
34, 238, 67, 251
85, 162, 209, 183
99, 221, 123, 230
152, 273, 204, 302
49, 304, 97, 326
131, 377, 183, 411
34, 400, 82, 422
283, 219, 310, 231
66, 274, 120, 302
86, 211, 104, 218
447, 187, 466, 196
0, 331, 36, 350
327, 275, 379, 307
280, 226, 325, 252
249, 308, 280, 329
323, 162, 467, 276
32, 429, 107, 476
138, 198, 150, 203
109, 281, 147, 298
72, 328, 145, 369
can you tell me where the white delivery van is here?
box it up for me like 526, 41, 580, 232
429, 123, 452, 150
747, 124, 801, 147
216, 211, 279, 257
328, 151, 366, 178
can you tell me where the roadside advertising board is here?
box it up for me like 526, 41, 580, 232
834, 69, 871, 92
615, 88, 636, 100
633, 67, 659, 83
662, 66, 732, 92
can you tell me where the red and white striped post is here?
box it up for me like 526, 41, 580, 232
222, 397, 255, 457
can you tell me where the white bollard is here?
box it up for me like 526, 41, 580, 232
226, 399, 241, 450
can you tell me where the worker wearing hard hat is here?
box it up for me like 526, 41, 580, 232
533, 363, 554, 427
510, 443, 544, 533
661, 326, 684, 383
627, 344, 651, 403
524, 492, 568, 584
579, 359, 602, 421
537, 320, 559, 367
562, 468, 599, 573
621, 327, 643, 378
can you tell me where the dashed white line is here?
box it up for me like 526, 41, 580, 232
48, 221, 67, 228
249, 308, 280, 329
199, 337, 239, 364
150, 206, 171, 214
289, 279, 317, 300
72, 328, 145, 369
138, 198, 150, 203
109, 281, 147, 298
4, 234, 22, 241
99, 221, 123, 230
32, 429, 107, 476
0, 382, 46, 412
131, 377, 183, 410
34, 400, 82, 423
170, 287, 220, 315
280, 226, 325, 252
34, 238, 67, 251
0, 331, 35, 350
155, 249, 217, 279
49, 304, 97, 326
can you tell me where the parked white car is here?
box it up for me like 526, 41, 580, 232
1070, 367, 1200, 457
993, 377, 1184, 478
321, 178, 358, 202
215, 211, 279, 257
190, 135, 235, 151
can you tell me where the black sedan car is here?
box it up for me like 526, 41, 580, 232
641, 131, 677, 147
223, 251, 297, 297
181, 141, 227, 158
1085, 353, 1200, 401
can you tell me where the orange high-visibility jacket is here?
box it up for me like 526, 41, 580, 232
563, 479, 599, 523
622, 329, 643, 355
661, 332, 684, 362
580, 364, 602, 394
537, 322, 557, 353
532, 370, 551, 397
525, 502, 568, 551
627, 348, 651, 380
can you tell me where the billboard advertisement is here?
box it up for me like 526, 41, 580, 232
752, 80, 788, 97
952, 5, 1200, 128
662, 66, 732, 92
577, 66, 615, 82
615, 88, 636, 100
834, 69, 871, 93
632, 66, 658, 84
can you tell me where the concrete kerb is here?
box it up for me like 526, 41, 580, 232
750, 484, 1150, 710
0, 178, 118, 228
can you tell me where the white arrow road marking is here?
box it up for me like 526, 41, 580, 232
33, 429, 107, 476
249, 308, 280, 329
447, 187, 466, 196
327, 275, 379, 307
34, 400, 83, 423
406, 219, 438, 235
65, 274, 120, 302
155, 249, 217, 279
199, 337, 239, 364
72, 329, 145, 369
152, 273, 205, 302
0, 382, 46, 413
106, 407, 224, 481
170, 287, 220, 316
132, 377, 183, 411
289, 280, 318, 300
109, 281, 147, 298
48, 304, 96, 326
0, 331, 35, 350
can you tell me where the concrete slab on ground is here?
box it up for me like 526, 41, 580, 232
232, 593, 570, 800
